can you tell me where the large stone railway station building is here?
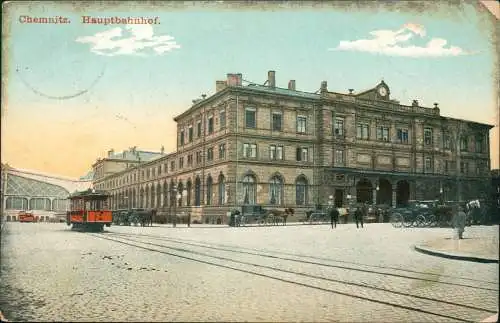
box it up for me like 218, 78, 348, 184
91, 71, 493, 222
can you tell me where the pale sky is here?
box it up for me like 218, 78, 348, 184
2, 1, 498, 178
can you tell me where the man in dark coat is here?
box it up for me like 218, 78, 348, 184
354, 206, 364, 228
330, 206, 339, 229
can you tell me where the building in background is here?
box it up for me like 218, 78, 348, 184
92, 71, 493, 223
1, 164, 93, 222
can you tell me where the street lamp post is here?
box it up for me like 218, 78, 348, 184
172, 187, 177, 228
176, 192, 182, 227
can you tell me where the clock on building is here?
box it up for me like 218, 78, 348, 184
378, 86, 388, 97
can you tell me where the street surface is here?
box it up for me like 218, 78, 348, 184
0, 222, 498, 322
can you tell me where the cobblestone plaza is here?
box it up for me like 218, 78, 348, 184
1, 223, 498, 322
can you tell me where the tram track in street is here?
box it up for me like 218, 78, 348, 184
90, 231, 498, 322
108, 231, 498, 291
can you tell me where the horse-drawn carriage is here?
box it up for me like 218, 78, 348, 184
304, 205, 329, 224
390, 200, 453, 228
112, 208, 155, 227
235, 205, 294, 226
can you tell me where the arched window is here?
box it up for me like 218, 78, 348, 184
177, 182, 183, 206
206, 176, 213, 205
194, 177, 201, 206
187, 180, 192, 206
163, 181, 168, 208
140, 188, 144, 208
218, 174, 225, 205
145, 187, 150, 208
150, 185, 156, 208
157, 183, 162, 209
243, 174, 256, 204
295, 176, 308, 205
269, 174, 283, 205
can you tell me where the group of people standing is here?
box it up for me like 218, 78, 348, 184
328, 204, 366, 229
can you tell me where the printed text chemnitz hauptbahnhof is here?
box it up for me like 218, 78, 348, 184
18, 16, 160, 25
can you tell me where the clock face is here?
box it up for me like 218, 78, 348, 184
378, 87, 387, 97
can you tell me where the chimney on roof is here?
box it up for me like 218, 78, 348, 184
216, 80, 227, 92
288, 80, 296, 91
227, 73, 242, 86
320, 81, 328, 93
412, 100, 419, 107
268, 70, 276, 88
348, 89, 354, 94
107, 149, 114, 158
433, 102, 439, 108
201, 94, 207, 99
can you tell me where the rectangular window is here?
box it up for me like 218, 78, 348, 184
424, 127, 433, 145
356, 123, 369, 140
188, 126, 193, 143
269, 145, 283, 160
219, 110, 226, 129
445, 161, 449, 173
207, 148, 214, 161
272, 112, 282, 131
296, 147, 308, 161
207, 116, 214, 134
179, 157, 184, 169
243, 143, 257, 158
377, 126, 390, 141
180, 130, 185, 146
219, 143, 226, 159
443, 133, 451, 149
334, 117, 344, 136
460, 136, 468, 151
397, 128, 409, 144
245, 108, 256, 128
475, 135, 483, 153
296, 115, 307, 133
187, 154, 193, 166
196, 151, 202, 164
424, 157, 432, 172
335, 149, 345, 165
197, 121, 202, 138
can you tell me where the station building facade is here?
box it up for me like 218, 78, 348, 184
1, 164, 93, 221
92, 71, 493, 222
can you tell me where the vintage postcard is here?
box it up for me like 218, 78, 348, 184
1, 1, 499, 322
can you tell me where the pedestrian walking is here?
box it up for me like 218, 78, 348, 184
188, 212, 191, 227
354, 206, 364, 228
453, 204, 467, 239
330, 206, 339, 229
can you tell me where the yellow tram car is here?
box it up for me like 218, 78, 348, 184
67, 189, 112, 232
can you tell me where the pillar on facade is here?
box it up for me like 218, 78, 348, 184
372, 188, 377, 206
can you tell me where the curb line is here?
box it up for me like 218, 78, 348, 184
413, 245, 499, 264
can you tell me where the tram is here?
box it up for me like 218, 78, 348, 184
19, 211, 35, 223
67, 189, 112, 232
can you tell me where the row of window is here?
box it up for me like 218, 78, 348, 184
180, 110, 227, 146
241, 174, 309, 205
245, 108, 308, 133
242, 143, 311, 162
111, 177, 227, 207
179, 143, 226, 169
422, 158, 483, 175
98, 143, 227, 190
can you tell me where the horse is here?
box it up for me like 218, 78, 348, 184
267, 208, 294, 226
